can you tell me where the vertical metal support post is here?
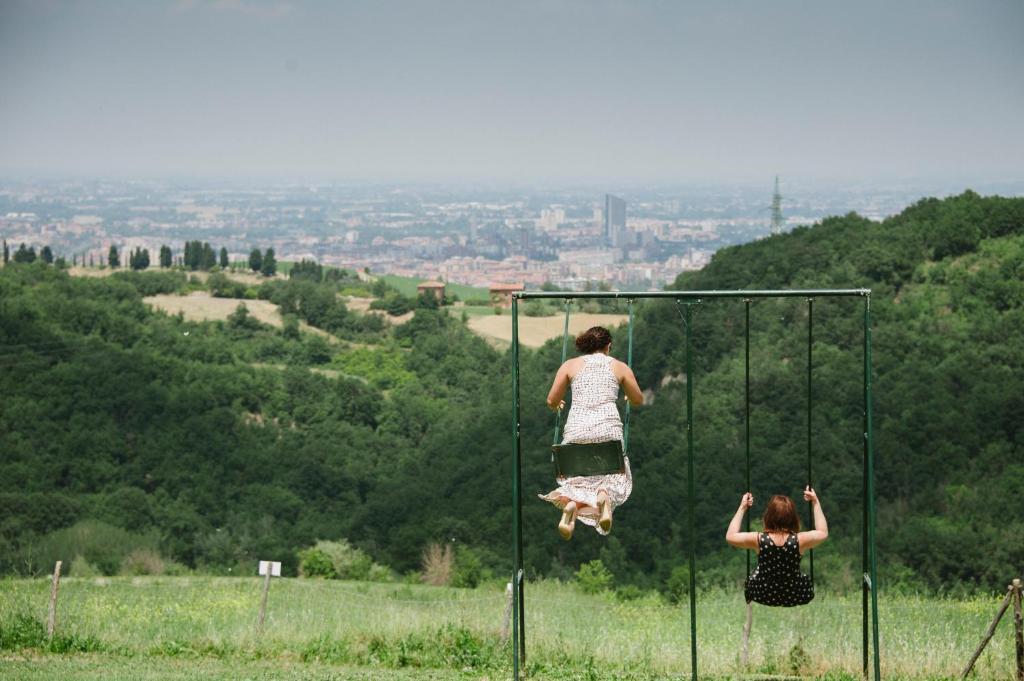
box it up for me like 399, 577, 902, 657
744, 300, 751, 571
865, 295, 881, 681
511, 297, 525, 678
861, 296, 870, 678
806, 298, 815, 583
684, 302, 698, 681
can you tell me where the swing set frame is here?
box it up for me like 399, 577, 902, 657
510, 288, 881, 681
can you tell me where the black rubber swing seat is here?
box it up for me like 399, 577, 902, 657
551, 440, 625, 479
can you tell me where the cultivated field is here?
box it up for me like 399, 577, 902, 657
344, 296, 415, 325
467, 313, 629, 348
68, 267, 275, 286
143, 292, 334, 341
0, 577, 1017, 680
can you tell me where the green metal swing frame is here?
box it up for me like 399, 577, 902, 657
510, 289, 881, 681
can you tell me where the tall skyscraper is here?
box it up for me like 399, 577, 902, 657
604, 194, 626, 246
770, 176, 784, 235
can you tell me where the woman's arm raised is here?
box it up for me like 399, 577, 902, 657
797, 487, 828, 553
725, 493, 759, 549
618, 364, 644, 407
546, 362, 571, 412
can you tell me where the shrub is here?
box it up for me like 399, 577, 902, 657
120, 548, 166, 576
298, 547, 337, 578
27, 520, 160, 576
664, 564, 690, 604
70, 554, 101, 578
451, 545, 484, 589
421, 543, 454, 587
576, 559, 613, 594
298, 540, 389, 581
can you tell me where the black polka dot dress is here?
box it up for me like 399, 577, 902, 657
744, 532, 814, 607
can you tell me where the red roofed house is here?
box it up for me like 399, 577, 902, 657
417, 281, 446, 301
489, 283, 525, 308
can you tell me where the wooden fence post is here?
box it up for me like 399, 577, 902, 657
962, 582, 1016, 680
741, 601, 753, 665
1012, 578, 1023, 681
500, 582, 513, 643
46, 561, 62, 639
257, 569, 272, 630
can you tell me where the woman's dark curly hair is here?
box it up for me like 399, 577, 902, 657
575, 326, 612, 354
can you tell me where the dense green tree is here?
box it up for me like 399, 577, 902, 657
249, 248, 263, 273
159, 245, 172, 268
261, 248, 277, 277
40, 246, 53, 264
3, 239, 9, 264
219, 247, 229, 269
108, 245, 120, 269
129, 248, 150, 271
14, 244, 36, 263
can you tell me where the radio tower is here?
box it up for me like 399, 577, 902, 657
770, 175, 784, 235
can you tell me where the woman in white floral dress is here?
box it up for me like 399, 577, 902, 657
539, 326, 643, 539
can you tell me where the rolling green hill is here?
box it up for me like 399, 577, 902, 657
0, 190, 1021, 597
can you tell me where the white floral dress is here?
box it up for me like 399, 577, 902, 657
538, 353, 632, 535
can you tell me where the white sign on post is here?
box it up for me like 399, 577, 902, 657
258, 560, 281, 577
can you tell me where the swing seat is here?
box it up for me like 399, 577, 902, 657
551, 440, 625, 478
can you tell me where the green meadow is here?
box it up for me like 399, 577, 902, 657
0, 577, 1017, 680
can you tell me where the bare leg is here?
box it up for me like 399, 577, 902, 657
596, 490, 612, 533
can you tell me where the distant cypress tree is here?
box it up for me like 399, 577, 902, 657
159, 245, 172, 268
108, 244, 120, 269
261, 247, 277, 277
249, 248, 263, 273
183, 241, 193, 269
2, 240, 8, 265
219, 247, 229, 269
89, 253, 94, 268
40, 245, 54, 264
202, 242, 216, 270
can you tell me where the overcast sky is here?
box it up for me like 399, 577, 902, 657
0, 0, 1021, 183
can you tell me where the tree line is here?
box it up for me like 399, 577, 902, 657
2, 239, 279, 275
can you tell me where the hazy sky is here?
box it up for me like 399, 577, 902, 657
1, 0, 1021, 183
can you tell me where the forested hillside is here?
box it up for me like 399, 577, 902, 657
1, 191, 1022, 595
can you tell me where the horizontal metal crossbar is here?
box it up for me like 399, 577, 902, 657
514, 288, 870, 300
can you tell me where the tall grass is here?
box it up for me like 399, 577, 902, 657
0, 576, 1017, 679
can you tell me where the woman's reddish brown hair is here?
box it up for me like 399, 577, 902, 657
762, 495, 801, 533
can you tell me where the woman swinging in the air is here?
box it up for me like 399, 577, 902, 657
539, 326, 644, 540
725, 487, 828, 606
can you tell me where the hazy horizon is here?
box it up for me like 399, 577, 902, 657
1, 0, 1022, 184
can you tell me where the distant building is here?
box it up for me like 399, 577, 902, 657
489, 282, 525, 308
417, 281, 446, 301
604, 194, 627, 246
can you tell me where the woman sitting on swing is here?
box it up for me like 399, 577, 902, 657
539, 326, 643, 540
725, 488, 828, 606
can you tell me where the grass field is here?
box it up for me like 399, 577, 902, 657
0, 577, 1017, 680
377, 275, 491, 301
143, 292, 335, 340
466, 313, 629, 348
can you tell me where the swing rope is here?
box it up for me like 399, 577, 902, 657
552, 298, 572, 446
744, 299, 752, 581
806, 297, 815, 584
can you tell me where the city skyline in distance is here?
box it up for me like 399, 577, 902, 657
1, 1, 1022, 184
